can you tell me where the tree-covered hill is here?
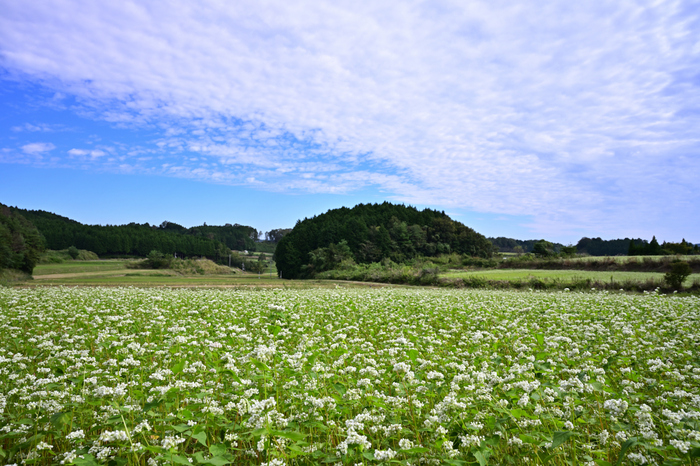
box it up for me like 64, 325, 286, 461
9, 207, 258, 259
0, 203, 44, 274
275, 202, 494, 279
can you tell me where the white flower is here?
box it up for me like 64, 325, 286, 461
36, 441, 53, 451
398, 438, 414, 449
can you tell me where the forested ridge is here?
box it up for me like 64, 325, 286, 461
8, 207, 260, 260
275, 202, 494, 279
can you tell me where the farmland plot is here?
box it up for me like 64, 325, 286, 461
1, 287, 700, 465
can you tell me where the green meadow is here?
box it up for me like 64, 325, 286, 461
441, 268, 700, 286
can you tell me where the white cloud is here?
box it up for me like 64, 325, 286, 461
68, 148, 106, 158
21, 142, 55, 154
1, 0, 699, 239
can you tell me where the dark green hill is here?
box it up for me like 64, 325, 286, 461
0, 203, 44, 273
9, 207, 258, 260
275, 202, 494, 279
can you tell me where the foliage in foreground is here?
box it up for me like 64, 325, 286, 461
2, 288, 700, 465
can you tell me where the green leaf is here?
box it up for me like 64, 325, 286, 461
203, 456, 232, 466
209, 443, 227, 457
536, 451, 556, 464
50, 412, 71, 430
616, 437, 639, 466
170, 455, 192, 465
594, 461, 613, 466
334, 383, 346, 396
270, 430, 306, 442
306, 354, 318, 368
408, 349, 419, 363
251, 359, 270, 372
535, 333, 544, 346
172, 359, 186, 374
173, 424, 190, 433
268, 325, 281, 336
402, 447, 429, 454
192, 430, 207, 447
73, 454, 100, 466
550, 431, 574, 449
474, 450, 488, 466
362, 451, 375, 460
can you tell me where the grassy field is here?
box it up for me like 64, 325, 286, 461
443, 268, 698, 283
33, 260, 131, 275
2, 287, 699, 465
26, 261, 373, 288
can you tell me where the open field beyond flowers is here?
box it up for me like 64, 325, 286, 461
1, 287, 700, 465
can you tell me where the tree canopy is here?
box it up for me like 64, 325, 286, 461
275, 202, 494, 279
0, 204, 45, 274
9, 207, 261, 260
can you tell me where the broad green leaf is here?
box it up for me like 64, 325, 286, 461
251, 359, 270, 372
209, 443, 228, 457
203, 456, 232, 466
616, 437, 639, 466
474, 450, 488, 466
170, 455, 192, 465
50, 412, 71, 430
536, 451, 556, 464
408, 349, 419, 363
192, 430, 207, 447
362, 451, 375, 460
268, 324, 281, 336
73, 454, 100, 466
171, 359, 186, 374
334, 382, 346, 396
550, 431, 574, 449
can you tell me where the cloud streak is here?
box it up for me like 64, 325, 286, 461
1, 0, 699, 239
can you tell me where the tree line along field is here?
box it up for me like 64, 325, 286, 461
2, 287, 700, 466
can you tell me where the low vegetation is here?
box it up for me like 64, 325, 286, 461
2, 287, 700, 465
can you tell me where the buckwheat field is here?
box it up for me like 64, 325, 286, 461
1, 287, 700, 466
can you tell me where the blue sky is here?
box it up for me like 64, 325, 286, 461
1, 1, 699, 243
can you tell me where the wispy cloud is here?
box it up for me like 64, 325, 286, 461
21, 142, 55, 154
1, 0, 699, 239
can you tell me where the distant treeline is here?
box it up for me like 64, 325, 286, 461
490, 236, 698, 256
488, 237, 565, 254
8, 207, 288, 262
275, 202, 494, 279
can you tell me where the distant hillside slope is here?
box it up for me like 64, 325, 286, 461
275, 202, 494, 279
10, 207, 257, 259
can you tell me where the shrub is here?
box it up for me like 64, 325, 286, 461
664, 261, 692, 290
67, 246, 80, 259
146, 250, 172, 269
